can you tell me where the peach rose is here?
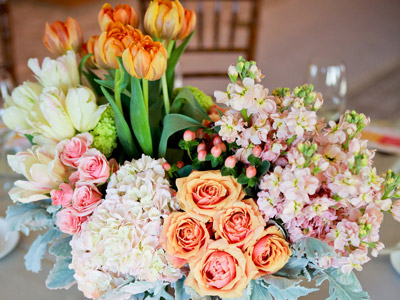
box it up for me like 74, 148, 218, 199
176, 171, 245, 222
50, 183, 73, 207
160, 212, 209, 268
56, 208, 87, 235
56, 133, 93, 168
77, 149, 110, 184
71, 183, 102, 217
185, 239, 257, 298
245, 225, 291, 278
213, 199, 265, 248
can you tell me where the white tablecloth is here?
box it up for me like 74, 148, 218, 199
1, 154, 399, 300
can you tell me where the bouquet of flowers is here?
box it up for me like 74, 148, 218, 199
3, 1, 400, 299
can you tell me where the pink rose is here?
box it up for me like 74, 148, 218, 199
72, 183, 102, 217
78, 149, 110, 184
57, 133, 93, 167
50, 183, 74, 207
69, 171, 80, 185
56, 208, 87, 235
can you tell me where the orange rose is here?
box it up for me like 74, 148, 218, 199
185, 239, 257, 298
43, 17, 83, 56
144, 0, 185, 40
213, 199, 265, 248
176, 8, 196, 40
98, 3, 139, 31
122, 35, 167, 80
97, 23, 143, 69
176, 171, 245, 222
160, 212, 209, 268
245, 225, 291, 278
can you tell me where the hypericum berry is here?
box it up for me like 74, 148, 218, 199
246, 166, 257, 178
196, 128, 205, 139
198, 150, 207, 161
217, 143, 227, 152
225, 156, 237, 168
252, 145, 262, 157
212, 136, 222, 145
211, 145, 222, 158
197, 143, 207, 152
177, 161, 185, 168
162, 162, 171, 171
183, 130, 196, 141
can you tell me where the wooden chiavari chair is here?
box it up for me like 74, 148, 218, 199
138, 0, 261, 78
0, 0, 15, 86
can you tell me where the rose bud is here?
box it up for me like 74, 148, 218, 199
176, 7, 196, 39
98, 3, 139, 31
246, 166, 257, 178
211, 145, 222, 158
163, 162, 171, 171
43, 17, 83, 56
144, 0, 185, 40
122, 36, 167, 80
198, 150, 207, 161
197, 143, 206, 152
252, 145, 262, 157
97, 23, 143, 69
183, 130, 196, 141
225, 156, 237, 168
176, 161, 184, 168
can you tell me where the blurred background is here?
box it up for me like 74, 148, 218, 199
0, 0, 399, 299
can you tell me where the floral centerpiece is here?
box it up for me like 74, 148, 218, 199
3, 1, 400, 300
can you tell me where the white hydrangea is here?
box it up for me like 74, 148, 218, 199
70, 155, 182, 299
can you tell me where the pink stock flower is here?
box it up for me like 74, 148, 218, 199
56, 208, 87, 235
51, 183, 73, 206
72, 183, 103, 217
391, 200, 400, 222
78, 149, 110, 184
57, 133, 93, 167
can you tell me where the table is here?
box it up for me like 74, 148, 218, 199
1, 153, 399, 300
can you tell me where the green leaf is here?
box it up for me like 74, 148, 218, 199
78, 53, 93, 83
101, 86, 139, 158
250, 280, 273, 300
237, 174, 249, 185
95, 78, 115, 91
83, 70, 103, 97
130, 77, 153, 155
170, 87, 211, 122
177, 165, 194, 177
296, 237, 336, 261
116, 57, 130, 93
49, 237, 72, 258
258, 160, 271, 176
274, 257, 309, 279
166, 32, 194, 88
173, 277, 191, 300
24, 228, 62, 273
315, 268, 369, 300
46, 256, 75, 290
158, 114, 203, 157
248, 154, 261, 166
262, 275, 317, 300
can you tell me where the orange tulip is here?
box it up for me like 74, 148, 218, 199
177, 8, 196, 39
98, 3, 139, 31
43, 17, 83, 56
144, 0, 185, 40
80, 36, 101, 68
97, 23, 143, 69
122, 36, 167, 81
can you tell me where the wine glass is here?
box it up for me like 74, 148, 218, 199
307, 57, 347, 122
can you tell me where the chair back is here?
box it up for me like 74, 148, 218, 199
0, 0, 16, 85
138, 0, 261, 78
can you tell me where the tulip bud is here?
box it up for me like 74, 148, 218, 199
43, 17, 83, 56
183, 130, 196, 141
177, 8, 196, 39
144, 0, 185, 40
163, 162, 171, 171
252, 146, 262, 157
177, 161, 184, 168
98, 3, 139, 31
97, 23, 143, 69
225, 156, 237, 168
246, 166, 257, 178
122, 36, 167, 80
198, 150, 207, 161
211, 145, 222, 158
197, 143, 206, 152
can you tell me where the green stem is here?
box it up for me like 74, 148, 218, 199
142, 79, 149, 115
161, 73, 170, 114
114, 69, 123, 113
167, 40, 175, 57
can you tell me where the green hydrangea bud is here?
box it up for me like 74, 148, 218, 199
89, 105, 117, 157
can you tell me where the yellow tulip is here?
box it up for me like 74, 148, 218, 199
97, 23, 143, 69
122, 36, 167, 81
177, 7, 196, 39
144, 0, 185, 40
98, 3, 139, 31
43, 17, 83, 56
